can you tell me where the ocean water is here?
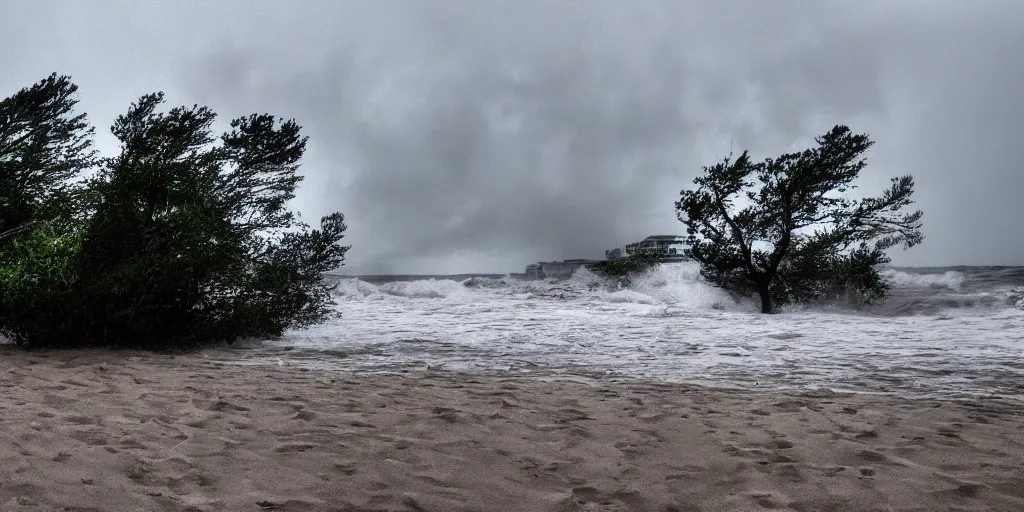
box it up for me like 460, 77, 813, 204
219, 264, 1024, 402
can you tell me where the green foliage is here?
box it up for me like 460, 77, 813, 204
586, 252, 663, 282
676, 125, 923, 313
0, 76, 349, 349
768, 243, 891, 308
0, 226, 84, 346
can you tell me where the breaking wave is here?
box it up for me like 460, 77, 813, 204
880, 269, 964, 291
218, 264, 1024, 402
331, 264, 1024, 317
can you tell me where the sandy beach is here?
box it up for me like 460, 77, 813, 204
0, 348, 1021, 512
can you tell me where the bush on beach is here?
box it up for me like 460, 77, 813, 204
0, 75, 349, 349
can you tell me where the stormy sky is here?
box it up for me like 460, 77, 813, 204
2, 1, 1022, 273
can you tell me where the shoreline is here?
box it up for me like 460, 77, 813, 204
1, 348, 1022, 511
207, 341, 1024, 405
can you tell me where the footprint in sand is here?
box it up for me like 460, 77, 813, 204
935, 425, 963, 440
927, 476, 989, 498
772, 399, 813, 413
664, 464, 706, 481
557, 407, 594, 423
184, 415, 220, 429
854, 429, 878, 440
191, 397, 251, 412
770, 439, 794, 449
70, 429, 112, 447
63, 413, 97, 425
748, 491, 788, 509
567, 486, 644, 512
949, 481, 988, 498
291, 409, 317, 421
773, 464, 805, 484
333, 461, 358, 476
256, 499, 319, 510
432, 406, 460, 422
613, 441, 643, 458
119, 438, 148, 450
274, 442, 320, 453
856, 449, 889, 463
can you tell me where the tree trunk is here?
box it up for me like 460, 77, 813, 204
757, 283, 773, 314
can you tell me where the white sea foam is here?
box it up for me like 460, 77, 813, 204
881, 268, 965, 290
376, 278, 471, 300
223, 264, 1024, 401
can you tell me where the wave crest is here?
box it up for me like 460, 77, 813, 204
329, 265, 1022, 317
881, 269, 964, 290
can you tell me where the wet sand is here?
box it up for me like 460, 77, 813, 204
1, 348, 1022, 511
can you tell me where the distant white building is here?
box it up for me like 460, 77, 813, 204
609, 235, 697, 261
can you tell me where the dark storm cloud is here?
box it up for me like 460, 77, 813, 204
3, 1, 1022, 272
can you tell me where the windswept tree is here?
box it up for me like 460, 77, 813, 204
0, 73, 96, 239
0, 74, 95, 346
676, 125, 923, 313
2, 89, 349, 347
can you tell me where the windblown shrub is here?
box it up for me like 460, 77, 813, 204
0, 80, 349, 348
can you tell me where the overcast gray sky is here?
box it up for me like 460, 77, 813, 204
2, 0, 1021, 273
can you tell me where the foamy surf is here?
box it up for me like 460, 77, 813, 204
219, 264, 1024, 402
